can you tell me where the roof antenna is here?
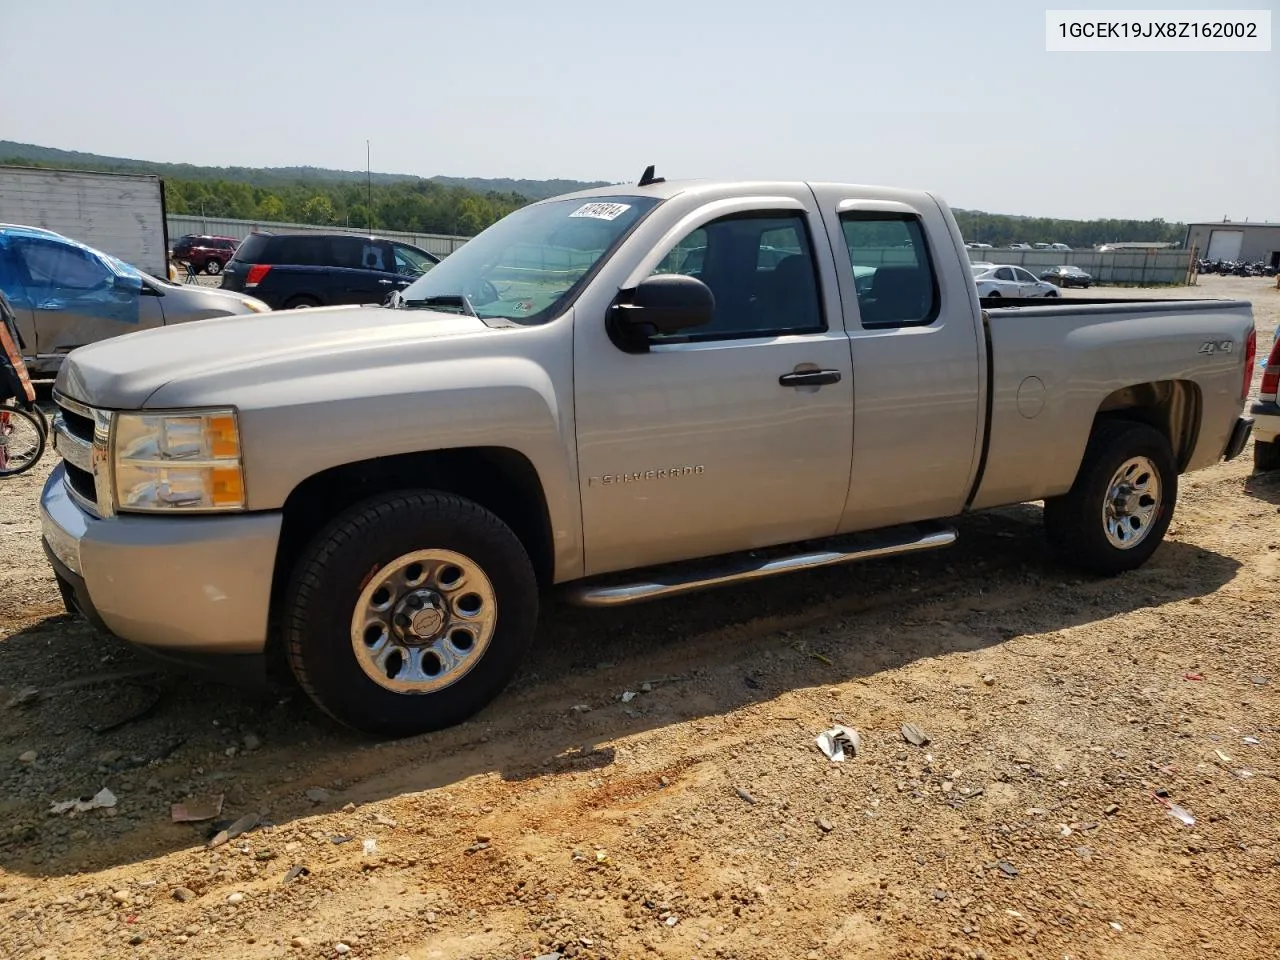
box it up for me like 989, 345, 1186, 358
638, 164, 665, 187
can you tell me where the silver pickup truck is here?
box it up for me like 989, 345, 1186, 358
40, 175, 1256, 736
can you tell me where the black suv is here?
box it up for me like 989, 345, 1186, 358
220, 233, 440, 309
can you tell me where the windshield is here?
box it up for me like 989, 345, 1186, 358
396, 195, 661, 322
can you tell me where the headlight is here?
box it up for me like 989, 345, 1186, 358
242, 297, 271, 314
112, 410, 246, 512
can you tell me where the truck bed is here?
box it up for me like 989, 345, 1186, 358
968, 296, 1255, 512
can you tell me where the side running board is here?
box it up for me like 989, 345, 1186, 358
563, 522, 957, 608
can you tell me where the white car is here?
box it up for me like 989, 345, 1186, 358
972, 264, 1061, 299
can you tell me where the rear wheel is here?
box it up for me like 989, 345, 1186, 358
204, 259, 223, 276
1255, 438, 1280, 472
1043, 420, 1176, 575
283, 490, 539, 737
284, 295, 321, 309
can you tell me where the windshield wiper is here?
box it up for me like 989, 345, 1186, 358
401, 294, 478, 319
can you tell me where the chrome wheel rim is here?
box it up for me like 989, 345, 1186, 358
1102, 456, 1161, 549
350, 549, 497, 694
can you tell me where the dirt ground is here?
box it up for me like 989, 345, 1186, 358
1, 275, 1278, 960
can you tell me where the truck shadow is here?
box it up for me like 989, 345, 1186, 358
0, 503, 1242, 878
1242, 465, 1280, 505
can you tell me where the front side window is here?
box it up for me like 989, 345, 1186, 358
397, 195, 660, 323
840, 213, 939, 328
995, 267, 1015, 282
17, 239, 112, 290
647, 211, 824, 340
393, 243, 436, 277
1014, 267, 1038, 283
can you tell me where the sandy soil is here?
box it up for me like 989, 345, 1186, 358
1, 275, 1277, 960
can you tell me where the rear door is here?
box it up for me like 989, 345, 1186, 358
809, 189, 983, 532
329, 237, 395, 304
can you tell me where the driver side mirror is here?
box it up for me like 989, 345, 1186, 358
607, 274, 714, 353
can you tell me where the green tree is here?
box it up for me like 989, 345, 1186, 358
300, 195, 335, 225
256, 194, 286, 221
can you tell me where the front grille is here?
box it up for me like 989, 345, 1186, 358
52, 391, 112, 517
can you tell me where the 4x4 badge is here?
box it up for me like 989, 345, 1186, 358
1198, 340, 1233, 355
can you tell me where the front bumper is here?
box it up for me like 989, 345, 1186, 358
40, 464, 282, 655
1250, 401, 1280, 445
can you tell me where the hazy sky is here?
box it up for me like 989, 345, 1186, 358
2, 0, 1276, 221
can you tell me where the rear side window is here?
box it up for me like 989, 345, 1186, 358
276, 237, 329, 266
840, 213, 939, 328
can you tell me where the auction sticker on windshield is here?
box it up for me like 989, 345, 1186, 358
569, 202, 632, 221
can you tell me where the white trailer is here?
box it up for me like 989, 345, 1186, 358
0, 166, 169, 278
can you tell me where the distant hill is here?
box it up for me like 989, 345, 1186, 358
0, 141, 611, 201
0, 141, 1185, 246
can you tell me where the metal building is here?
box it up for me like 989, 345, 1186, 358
1184, 221, 1280, 266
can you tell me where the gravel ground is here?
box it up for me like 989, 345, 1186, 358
1, 275, 1277, 960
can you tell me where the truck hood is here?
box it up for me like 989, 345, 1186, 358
56, 304, 492, 409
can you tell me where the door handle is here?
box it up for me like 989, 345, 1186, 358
378, 279, 394, 285
779, 369, 842, 387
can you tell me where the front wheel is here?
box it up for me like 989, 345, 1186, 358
1255, 438, 1280, 472
1043, 420, 1177, 575
283, 490, 539, 737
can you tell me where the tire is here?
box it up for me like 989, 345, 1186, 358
284, 295, 320, 310
0, 405, 47, 477
986, 291, 1002, 298
283, 490, 539, 737
1255, 438, 1280, 472
1045, 290, 1060, 298
204, 259, 223, 276
1043, 420, 1177, 576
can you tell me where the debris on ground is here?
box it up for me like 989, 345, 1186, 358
5, 687, 40, 709
815, 725, 862, 762
1153, 794, 1195, 826
362, 838, 377, 855
49, 787, 116, 814
620, 691, 637, 703
305, 787, 332, 804
17, 749, 36, 763
901, 723, 931, 747
171, 794, 224, 823
281, 864, 310, 884
208, 812, 260, 849
89, 685, 162, 733
735, 787, 758, 805
816, 817, 834, 833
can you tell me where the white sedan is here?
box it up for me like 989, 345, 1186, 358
971, 264, 1061, 299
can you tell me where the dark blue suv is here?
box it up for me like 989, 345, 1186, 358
221, 232, 440, 309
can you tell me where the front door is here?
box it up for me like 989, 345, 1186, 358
573, 196, 855, 576
8, 235, 159, 368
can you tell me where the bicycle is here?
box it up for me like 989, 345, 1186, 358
0, 289, 47, 478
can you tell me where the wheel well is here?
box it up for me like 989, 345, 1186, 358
1094, 379, 1201, 471
270, 447, 555, 607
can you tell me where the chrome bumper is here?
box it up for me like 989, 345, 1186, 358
40, 465, 283, 654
